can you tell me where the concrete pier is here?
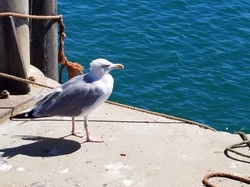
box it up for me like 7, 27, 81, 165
0, 76, 249, 187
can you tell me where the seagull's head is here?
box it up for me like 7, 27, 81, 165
90, 58, 124, 77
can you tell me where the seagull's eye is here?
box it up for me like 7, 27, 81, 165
102, 64, 110, 69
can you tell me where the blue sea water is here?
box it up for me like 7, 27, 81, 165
58, 0, 250, 133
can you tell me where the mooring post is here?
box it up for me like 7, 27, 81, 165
30, 0, 58, 81
0, 0, 30, 94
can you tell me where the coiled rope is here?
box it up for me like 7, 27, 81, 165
202, 173, 250, 187
0, 12, 84, 83
203, 132, 250, 187
225, 131, 250, 158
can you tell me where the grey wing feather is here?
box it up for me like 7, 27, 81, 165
35, 89, 61, 107
33, 75, 103, 117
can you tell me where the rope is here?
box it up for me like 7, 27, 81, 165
225, 132, 250, 158
0, 12, 62, 19
203, 132, 250, 187
0, 11, 84, 83
0, 72, 53, 89
106, 100, 215, 131
58, 28, 83, 82
202, 173, 250, 187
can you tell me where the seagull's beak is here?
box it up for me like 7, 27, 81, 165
113, 64, 124, 70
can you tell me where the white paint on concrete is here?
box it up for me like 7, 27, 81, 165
0, 163, 12, 171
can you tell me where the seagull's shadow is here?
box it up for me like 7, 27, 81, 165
0, 135, 81, 158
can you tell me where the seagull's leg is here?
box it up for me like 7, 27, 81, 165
71, 116, 75, 134
84, 116, 104, 143
71, 116, 84, 138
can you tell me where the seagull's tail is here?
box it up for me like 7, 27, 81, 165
11, 110, 35, 119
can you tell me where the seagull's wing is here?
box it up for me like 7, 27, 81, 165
33, 75, 105, 117
35, 87, 62, 100
35, 87, 62, 106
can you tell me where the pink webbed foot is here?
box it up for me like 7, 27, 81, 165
71, 130, 84, 138
71, 130, 104, 143
85, 135, 104, 143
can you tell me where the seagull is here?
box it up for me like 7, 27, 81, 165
12, 58, 124, 142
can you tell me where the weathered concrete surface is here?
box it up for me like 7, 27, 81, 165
0, 80, 249, 187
